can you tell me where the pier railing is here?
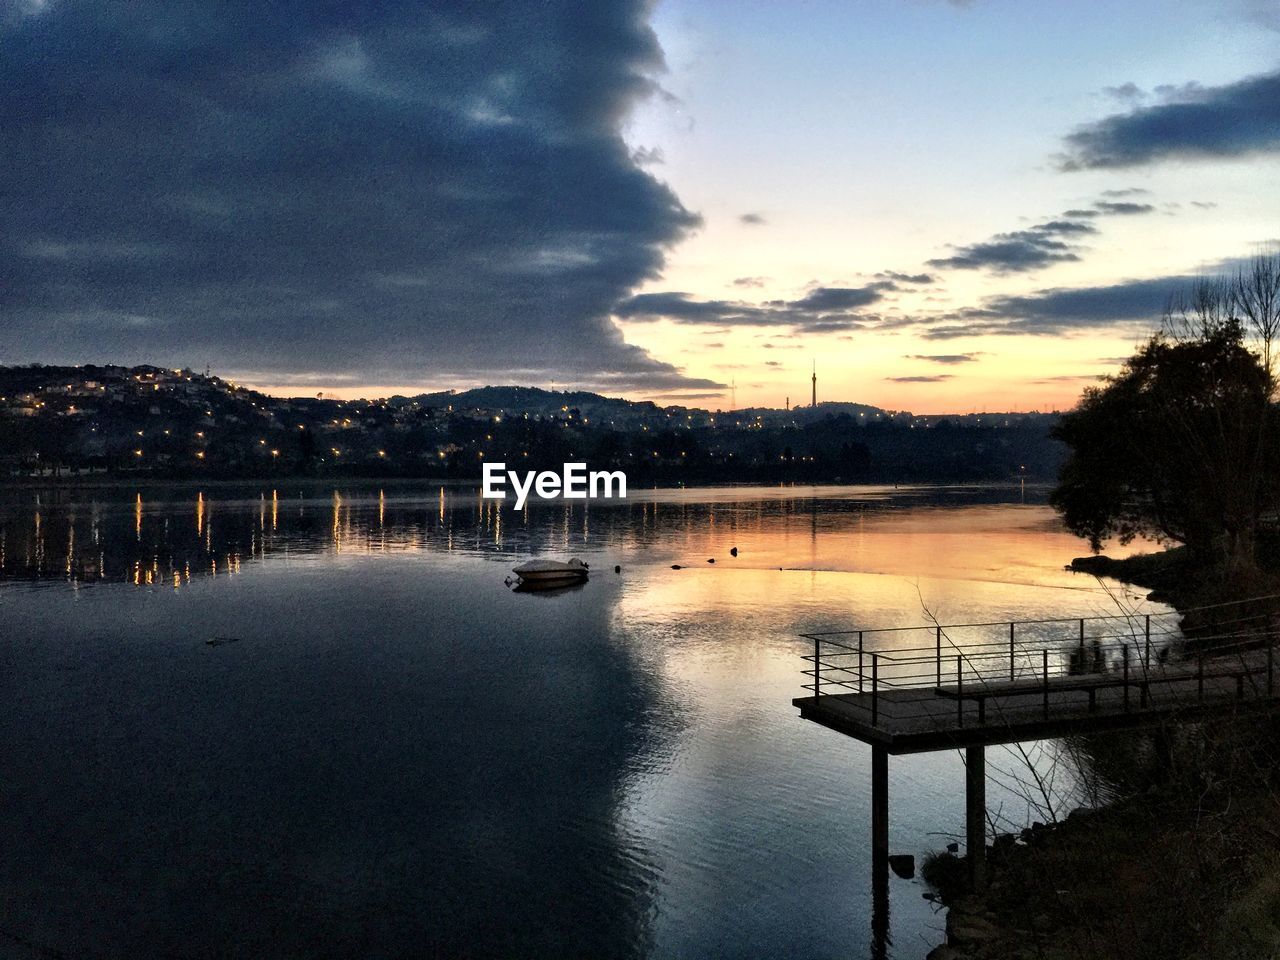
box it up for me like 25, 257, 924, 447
801, 598, 1280, 727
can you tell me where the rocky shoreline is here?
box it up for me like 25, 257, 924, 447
924, 814, 1095, 960
923, 782, 1280, 958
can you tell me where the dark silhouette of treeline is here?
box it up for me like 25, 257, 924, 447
0, 364, 1064, 484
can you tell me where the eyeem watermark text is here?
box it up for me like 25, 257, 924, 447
482, 463, 627, 510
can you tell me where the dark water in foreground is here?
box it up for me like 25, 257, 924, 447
0, 484, 1167, 959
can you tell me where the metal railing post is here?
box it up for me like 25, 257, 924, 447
813, 636, 821, 699
936, 626, 942, 685
957, 655, 964, 727
1042, 649, 1049, 719
1144, 614, 1151, 672
1009, 621, 1015, 681
858, 631, 864, 694
871, 654, 879, 726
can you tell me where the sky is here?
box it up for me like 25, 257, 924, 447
2, 0, 1278, 413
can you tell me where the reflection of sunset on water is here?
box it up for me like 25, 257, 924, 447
0, 485, 1163, 600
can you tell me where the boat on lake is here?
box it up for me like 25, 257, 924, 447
512, 557, 589, 584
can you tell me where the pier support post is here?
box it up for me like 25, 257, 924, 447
870, 744, 890, 959
871, 745, 889, 879
965, 745, 986, 892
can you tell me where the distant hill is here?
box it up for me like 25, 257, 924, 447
737, 400, 892, 424
412, 385, 660, 414
408, 385, 892, 423
409, 385, 680, 425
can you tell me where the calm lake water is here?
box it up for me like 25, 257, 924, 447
0, 483, 1167, 959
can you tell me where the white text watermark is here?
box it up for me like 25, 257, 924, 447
481, 463, 627, 510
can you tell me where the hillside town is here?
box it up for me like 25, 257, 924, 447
0, 364, 1064, 483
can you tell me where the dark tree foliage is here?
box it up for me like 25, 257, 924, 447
1052, 321, 1277, 571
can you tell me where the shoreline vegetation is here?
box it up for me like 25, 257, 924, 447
1067, 550, 1191, 605
930, 774, 1280, 960
926, 257, 1280, 960
924, 545, 1280, 959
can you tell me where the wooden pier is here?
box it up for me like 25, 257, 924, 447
792, 602, 1280, 907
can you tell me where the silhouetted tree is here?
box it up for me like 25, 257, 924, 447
1052, 320, 1276, 574
1166, 251, 1280, 384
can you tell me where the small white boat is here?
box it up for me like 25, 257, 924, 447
512, 557, 589, 583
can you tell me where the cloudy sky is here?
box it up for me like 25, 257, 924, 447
3, 0, 1278, 411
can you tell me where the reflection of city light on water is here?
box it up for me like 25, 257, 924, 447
0, 488, 923, 592
332, 490, 343, 549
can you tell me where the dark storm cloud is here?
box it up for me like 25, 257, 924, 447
613, 282, 896, 333
613, 293, 771, 324
1059, 68, 1280, 169
877, 271, 935, 285
1061, 196, 1156, 218
907, 353, 981, 364
1104, 82, 1145, 105
631, 145, 665, 165
918, 325, 981, 341
950, 195, 1158, 274
785, 283, 893, 311
918, 274, 1193, 339
1034, 220, 1098, 234
803, 318, 868, 333
977, 276, 1188, 331
1093, 201, 1156, 215
927, 219, 1095, 273
1, 0, 720, 393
